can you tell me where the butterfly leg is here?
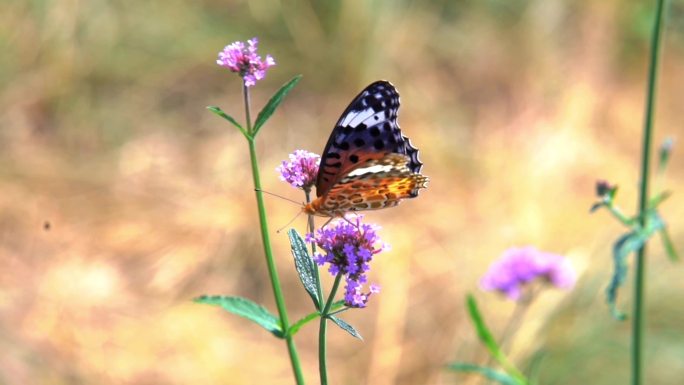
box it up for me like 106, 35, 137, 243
320, 217, 335, 229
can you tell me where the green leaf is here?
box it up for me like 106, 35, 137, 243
194, 295, 283, 338
659, 227, 679, 262
648, 190, 672, 209
206, 106, 249, 138
447, 363, 523, 385
589, 202, 605, 213
253, 75, 302, 135
466, 294, 527, 383
606, 212, 666, 319
329, 315, 363, 340
466, 294, 501, 358
650, 211, 678, 262
288, 301, 346, 336
607, 232, 645, 320
288, 311, 321, 336
288, 229, 320, 309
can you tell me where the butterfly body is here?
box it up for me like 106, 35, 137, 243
305, 81, 428, 217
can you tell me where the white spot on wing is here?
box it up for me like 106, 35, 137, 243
351, 111, 385, 127
346, 164, 394, 177
341, 108, 381, 127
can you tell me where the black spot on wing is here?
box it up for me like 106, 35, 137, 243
315, 81, 425, 197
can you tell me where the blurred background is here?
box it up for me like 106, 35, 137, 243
1, 0, 683, 384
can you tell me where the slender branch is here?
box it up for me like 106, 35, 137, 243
633, 1, 666, 384
498, 294, 534, 353
243, 83, 254, 136
319, 273, 344, 385
243, 84, 305, 384
305, 190, 324, 309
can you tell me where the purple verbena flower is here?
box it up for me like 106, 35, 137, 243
480, 246, 576, 301
276, 150, 320, 190
307, 215, 386, 308
217, 37, 275, 87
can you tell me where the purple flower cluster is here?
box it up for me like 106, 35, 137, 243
217, 38, 275, 87
276, 150, 321, 190
307, 216, 386, 307
480, 247, 576, 301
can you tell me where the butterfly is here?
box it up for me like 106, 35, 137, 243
303, 81, 428, 217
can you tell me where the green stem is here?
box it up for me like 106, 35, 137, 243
243, 84, 305, 385
243, 83, 254, 136
498, 293, 534, 354
607, 204, 637, 228
633, 1, 665, 384
305, 190, 324, 310
319, 273, 343, 385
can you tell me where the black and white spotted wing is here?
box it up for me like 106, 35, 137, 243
315, 81, 424, 198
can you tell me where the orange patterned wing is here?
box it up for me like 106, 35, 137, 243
309, 153, 428, 217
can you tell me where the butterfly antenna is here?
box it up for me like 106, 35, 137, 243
255, 189, 302, 206
276, 210, 304, 233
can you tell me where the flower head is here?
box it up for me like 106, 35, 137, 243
595, 180, 617, 199
217, 37, 275, 87
480, 247, 576, 301
307, 216, 386, 308
276, 150, 320, 190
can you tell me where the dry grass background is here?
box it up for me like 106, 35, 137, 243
1, 1, 683, 384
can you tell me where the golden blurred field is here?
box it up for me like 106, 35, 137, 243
1, 1, 683, 384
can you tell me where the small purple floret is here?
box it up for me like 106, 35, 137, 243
480, 246, 576, 300
276, 150, 321, 190
217, 37, 275, 87
308, 216, 386, 308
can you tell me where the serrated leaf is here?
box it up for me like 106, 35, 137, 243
194, 295, 283, 337
206, 106, 249, 138
253, 75, 302, 135
447, 363, 524, 385
329, 315, 363, 340
288, 229, 320, 309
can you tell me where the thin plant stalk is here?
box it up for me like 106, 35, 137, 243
319, 273, 344, 385
243, 84, 305, 385
483, 290, 535, 385
304, 190, 329, 384
633, 1, 666, 384
498, 294, 534, 353
304, 190, 324, 305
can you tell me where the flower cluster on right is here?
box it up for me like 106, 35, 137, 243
480, 246, 576, 301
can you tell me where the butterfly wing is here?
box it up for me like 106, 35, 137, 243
315, 81, 424, 198
316, 153, 428, 214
